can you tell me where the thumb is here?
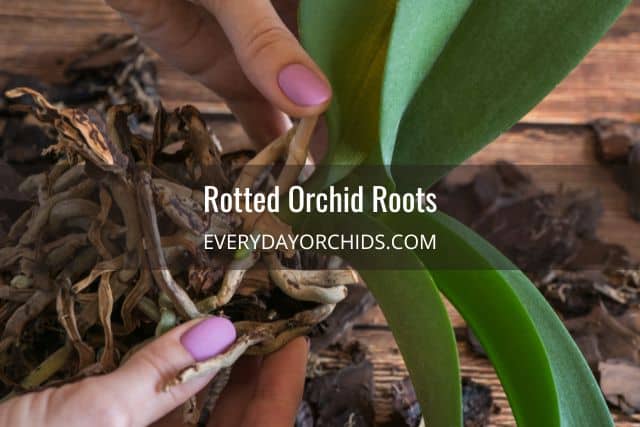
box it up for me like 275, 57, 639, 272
202, 0, 332, 118
0, 316, 236, 427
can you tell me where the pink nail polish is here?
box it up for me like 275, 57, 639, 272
180, 317, 236, 362
278, 63, 331, 107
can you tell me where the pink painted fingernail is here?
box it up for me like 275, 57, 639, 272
180, 317, 236, 362
278, 63, 331, 107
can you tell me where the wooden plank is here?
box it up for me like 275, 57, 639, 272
0, 0, 228, 114
0, 0, 639, 121
347, 307, 640, 426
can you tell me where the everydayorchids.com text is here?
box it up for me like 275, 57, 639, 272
204, 233, 437, 252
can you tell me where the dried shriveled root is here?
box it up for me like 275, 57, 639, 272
196, 249, 259, 312
71, 256, 123, 293
136, 170, 201, 319
233, 126, 297, 191
263, 252, 352, 304
88, 187, 115, 259
20, 179, 96, 246
97, 273, 116, 370
167, 304, 336, 389
5, 87, 129, 176
1, 89, 352, 397
275, 116, 318, 194
246, 325, 312, 355
120, 268, 153, 333
0, 291, 56, 352
56, 289, 95, 369
177, 105, 229, 188
197, 367, 232, 425
165, 328, 269, 389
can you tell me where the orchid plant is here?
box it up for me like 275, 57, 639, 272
295, 1, 632, 426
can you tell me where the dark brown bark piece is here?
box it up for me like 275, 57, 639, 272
592, 119, 640, 163
301, 360, 376, 427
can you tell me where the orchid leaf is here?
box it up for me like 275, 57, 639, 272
300, 1, 630, 188
292, 212, 462, 427
382, 212, 614, 427
391, 0, 631, 188
380, 0, 472, 169
299, 0, 394, 188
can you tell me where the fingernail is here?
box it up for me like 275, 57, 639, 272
304, 336, 311, 348
180, 317, 236, 362
278, 64, 331, 107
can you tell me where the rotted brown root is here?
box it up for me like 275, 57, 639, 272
0, 285, 33, 303
165, 328, 271, 390
275, 116, 318, 194
88, 187, 114, 260
233, 126, 297, 191
19, 179, 96, 246
0, 291, 56, 352
136, 170, 201, 319
56, 289, 95, 369
51, 163, 87, 194
263, 253, 350, 304
48, 199, 100, 231
7, 207, 34, 243
44, 234, 88, 270
105, 176, 142, 253
71, 256, 123, 293
178, 105, 229, 188
120, 268, 153, 333
244, 326, 311, 355
196, 249, 259, 312
154, 181, 208, 235
98, 273, 116, 371
169, 304, 335, 388
198, 367, 232, 425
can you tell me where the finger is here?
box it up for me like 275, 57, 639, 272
0, 316, 236, 427
105, 0, 228, 80
240, 337, 309, 427
105, 0, 291, 145
202, 0, 332, 117
208, 356, 263, 427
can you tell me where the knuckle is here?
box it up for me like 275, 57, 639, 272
241, 20, 293, 61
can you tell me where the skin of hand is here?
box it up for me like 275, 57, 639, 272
105, 0, 333, 146
0, 317, 310, 427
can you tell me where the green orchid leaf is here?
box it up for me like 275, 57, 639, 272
392, 0, 631, 189
382, 212, 613, 427
299, 0, 395, 188
299, 0, 472, 185
292, 212, 462, 427
380, 0, 472, 169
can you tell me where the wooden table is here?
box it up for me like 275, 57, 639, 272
2, 1, 640, 425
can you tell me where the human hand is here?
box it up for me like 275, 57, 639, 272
0, 317, 309, 427
105, 0, 332, 146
